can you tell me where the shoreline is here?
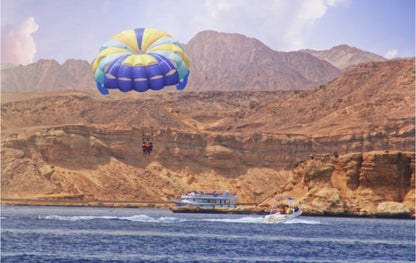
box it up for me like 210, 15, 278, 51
1, 199, 414, 219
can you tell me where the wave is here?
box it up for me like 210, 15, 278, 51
285, 218, 321, 224
43, 214, 184, 223
41, 214, 321, 225
204, 216, 264, 224
204, 216, 321, 224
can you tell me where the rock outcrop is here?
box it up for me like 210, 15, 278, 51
264, 151, 414, 217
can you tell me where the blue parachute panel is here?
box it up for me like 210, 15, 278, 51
103, 55, 129, 90
150, 53, 179, 86
134, 28, 145, 51
133, 66, 149, 92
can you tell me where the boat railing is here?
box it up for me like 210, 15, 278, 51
185, 190, 236, 196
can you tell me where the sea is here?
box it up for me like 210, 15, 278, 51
1, 206, 414, 263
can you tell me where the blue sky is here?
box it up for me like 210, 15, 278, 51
1, 0, 414, 65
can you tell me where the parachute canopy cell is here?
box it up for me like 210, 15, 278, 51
93, 28, 190, 95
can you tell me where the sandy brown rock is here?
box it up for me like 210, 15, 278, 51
377, 201, 411, 216
266, 151, 415, 217
1, 59, 415, 217
300, 45, 386, 71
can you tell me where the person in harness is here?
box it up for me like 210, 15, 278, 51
142, 133, 153, 159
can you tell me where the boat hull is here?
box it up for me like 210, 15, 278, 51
264, 209, 302, 223
171, 201, 188, 207
170, 206, 268, 214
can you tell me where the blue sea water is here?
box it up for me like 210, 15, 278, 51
1, 206, 414, 263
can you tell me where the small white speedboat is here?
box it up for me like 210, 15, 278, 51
264, 197, 302, 223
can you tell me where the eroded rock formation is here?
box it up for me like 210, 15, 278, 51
264, 151, 415, 217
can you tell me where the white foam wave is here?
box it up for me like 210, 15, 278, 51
120, 215, 184, 223
204, 216, 264, 224
42, 214, 320, 225
42, 214, 185, 223
283, 218, 321, 224
204, 216, 321, 224
120, 214, 157, 222
44, 215, 117, 221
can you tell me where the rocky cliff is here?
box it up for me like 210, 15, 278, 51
1, 59, 415, 217
2, 123, 414, 217
1, 124, 292, 203
264, 151, 415, 217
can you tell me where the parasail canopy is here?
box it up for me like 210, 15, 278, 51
93, 28, 190, 95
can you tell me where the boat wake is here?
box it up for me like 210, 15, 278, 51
284, 218, 321, 224
204, 216, 264, 224
205, 217, 321, 224
43, 214, 185, 223
42, 214, 320, 224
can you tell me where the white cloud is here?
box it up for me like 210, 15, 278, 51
1, 17, 39, 65
384, 49, 399, 59
187, 0, 346, 51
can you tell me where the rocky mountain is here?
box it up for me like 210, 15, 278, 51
183, 30, 341, 91
1, 59, 94, 93
4, 31, 393, 93
228, 59, 415, 138
1, 58, 414, 216
0, 63, 19, 70
300, 44, 386, 71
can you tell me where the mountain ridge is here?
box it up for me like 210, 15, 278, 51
300, 44, 387, 71
2, 31, 387, 93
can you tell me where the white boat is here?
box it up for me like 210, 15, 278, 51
264, 197, 302, 223
172, 190, 237, 209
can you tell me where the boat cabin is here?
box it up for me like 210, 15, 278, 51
176, 190, 237, 209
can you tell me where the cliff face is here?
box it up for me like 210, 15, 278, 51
1, 124, 292, 203
268, 151, 415, 216
2, 123, 414, 216
1, 59, 415, 216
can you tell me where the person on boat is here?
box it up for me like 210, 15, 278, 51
281, 207, 285, 214
285, 206, 291, 214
